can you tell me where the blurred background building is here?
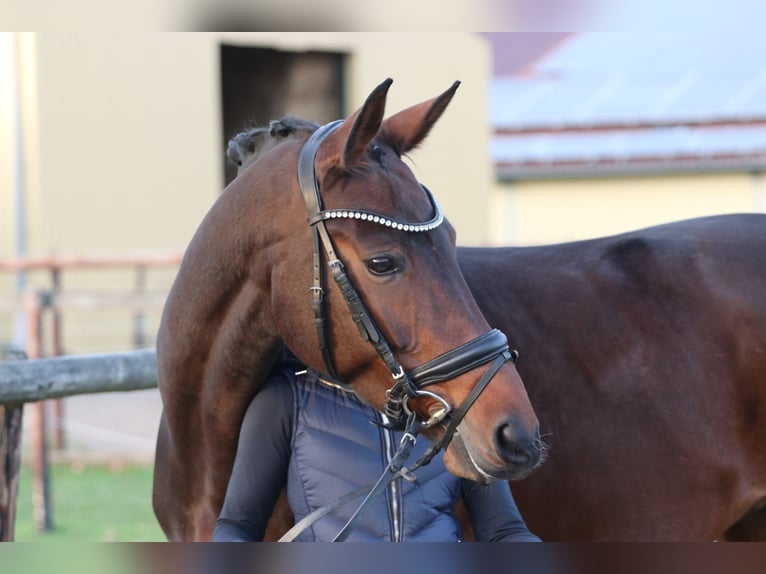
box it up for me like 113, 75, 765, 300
486, 33, 766, 245
1, 32, 765, 458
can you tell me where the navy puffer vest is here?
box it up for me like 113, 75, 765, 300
286, 371, 463, 541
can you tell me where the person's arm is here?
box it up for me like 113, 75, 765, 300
461, 479, 542, 542
213, 376, 294, 542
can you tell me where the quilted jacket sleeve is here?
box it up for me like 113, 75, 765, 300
461, 479, 542, 542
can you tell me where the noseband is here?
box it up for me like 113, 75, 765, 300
297, 120, 518, 440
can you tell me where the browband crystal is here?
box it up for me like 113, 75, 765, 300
307, 186, 444, 233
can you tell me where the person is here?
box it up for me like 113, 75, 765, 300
213, 348, 541, 542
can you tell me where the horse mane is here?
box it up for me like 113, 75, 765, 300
227, 116, 320, 170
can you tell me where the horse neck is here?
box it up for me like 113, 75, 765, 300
167, 147, 308, 380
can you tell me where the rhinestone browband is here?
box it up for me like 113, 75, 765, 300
306, 185, 444, 233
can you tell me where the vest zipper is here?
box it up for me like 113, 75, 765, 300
380, 413, 402, 542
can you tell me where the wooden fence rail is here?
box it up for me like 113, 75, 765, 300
0, 349, 158, 404
0, 349, 158, 541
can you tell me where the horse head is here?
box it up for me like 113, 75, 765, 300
236, 79, 542, 482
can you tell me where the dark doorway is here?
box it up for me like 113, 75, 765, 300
220, 44, 345, 186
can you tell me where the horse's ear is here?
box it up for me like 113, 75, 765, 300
318, 78, 393, 172
381, 81, 460, 155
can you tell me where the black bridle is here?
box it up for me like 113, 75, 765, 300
287, 120, 519, 541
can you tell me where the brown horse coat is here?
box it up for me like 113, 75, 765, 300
459, 214, 766, 540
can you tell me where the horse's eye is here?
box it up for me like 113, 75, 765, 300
367, 256, 397, 276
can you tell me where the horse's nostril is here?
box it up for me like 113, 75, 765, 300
495, 421, 537, 467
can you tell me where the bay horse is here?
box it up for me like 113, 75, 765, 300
228, 115, 766, 540
153, 79, 542, 541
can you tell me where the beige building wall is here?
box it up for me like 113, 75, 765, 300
0, 36, 13, 259
491, 172, 765, 246
0, 35, 15, 336
0, 32, 493, 353
32, 33, 221, 257
1, 35, 16, 268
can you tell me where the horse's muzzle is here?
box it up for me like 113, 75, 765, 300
494, 418, 542, 470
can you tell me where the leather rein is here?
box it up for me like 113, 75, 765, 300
284, 120, 518, 542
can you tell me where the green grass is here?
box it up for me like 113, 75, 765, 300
13, 461, 165, 542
